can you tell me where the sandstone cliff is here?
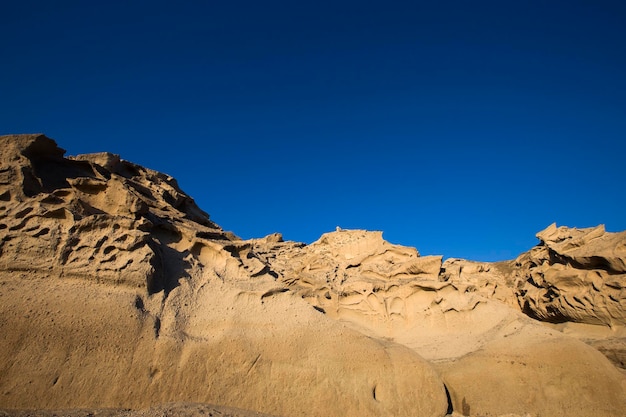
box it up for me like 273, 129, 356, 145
515, 223, 626, 326
0, 134, 447, 417
1, 134, 625, 417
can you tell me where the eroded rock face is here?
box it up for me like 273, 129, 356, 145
1, 134, 626, 417
250, 228, 626, 416
514, 223, 626, 326
251, 229, 452, 321
439, 223, 626, 328
437, 224, 626, 376
0, 134, 234, 292
0, 135, 449, 417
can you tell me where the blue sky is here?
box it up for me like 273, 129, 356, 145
2, 1, 625, 261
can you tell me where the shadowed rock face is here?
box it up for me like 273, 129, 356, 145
1, 134, 626, 417
437, 224, 626, 329
515, 223, 626, 326
0, 133, 229, 293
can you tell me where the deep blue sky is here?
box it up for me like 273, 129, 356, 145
2, 1, 625, 261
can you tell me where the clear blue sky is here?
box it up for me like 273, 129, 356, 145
2, 1, 625, 261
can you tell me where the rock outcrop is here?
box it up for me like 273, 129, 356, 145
440, 224, 626, 375
1, 134, 626, 417
0, 134, 448, 417
251, 229, 449, 322
250, 228, 626, 416
515, 223, 626, 326
0, 133, 232, 292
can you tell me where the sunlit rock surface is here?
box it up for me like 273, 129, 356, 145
1, 134, 625, 417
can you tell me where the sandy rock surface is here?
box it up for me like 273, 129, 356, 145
250, 227, 626, 416
515, 223, 626, 326
0, 403, 277, 417
1, 134, 625, 417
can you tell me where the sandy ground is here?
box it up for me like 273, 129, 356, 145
0, 403, 277, 417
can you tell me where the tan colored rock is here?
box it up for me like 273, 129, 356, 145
2, 134, 626, 417
536, 223, 626, 273
440, 224, 626, 373
514, 223, 626, 326
0, 274, 448, 417
440, 258, 518, 308
0, 134, 448, 417
433, 308, 626, 417
252, 229, 448, 322
447, 323, 625, 415
251, 228, 626, 415
0, 134, 232, 292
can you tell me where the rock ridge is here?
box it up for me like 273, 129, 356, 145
1, 134, 625, 417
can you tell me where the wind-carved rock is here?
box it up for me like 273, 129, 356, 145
436, 223, 626, 376
436, 223, 626, 328
514, 223, 626, 326
251, 228, 626, 417
0, 134, 274, 295
0, 135, 450, 417
1, 134, 626, 417
251, 229, 481, 324
1, 135, 155, 288
440, 258, 519, 308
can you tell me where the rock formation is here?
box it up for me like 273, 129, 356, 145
250, 228, 626, 416
1, 134, 625, 417
515, 223, 626, 326
0, 134, 447, 417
